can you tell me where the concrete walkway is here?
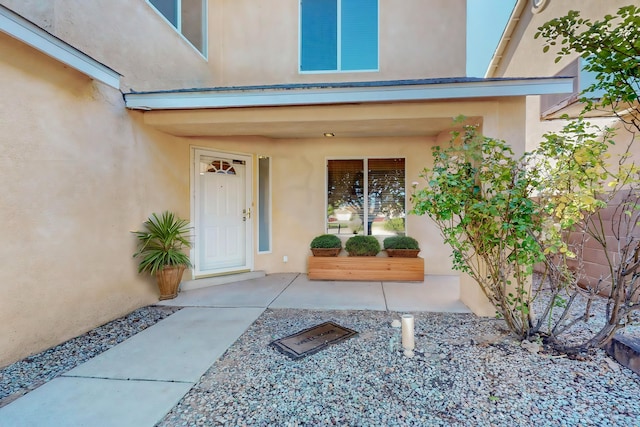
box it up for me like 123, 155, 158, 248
0, 273, 468, 427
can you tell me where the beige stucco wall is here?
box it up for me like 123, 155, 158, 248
0, 0, 521, 366
0, 0, 215, 91
490, 0, 630, 79
206, 0, 466, 86
0, 32, 190, 367
158, 96, 526, 319
3, 0, 466, 90
185, 135, 451, 275
490, 0, 633, 153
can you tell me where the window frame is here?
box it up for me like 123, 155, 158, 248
325, 156, 406, 236
257, 156, 273, 254
299, 0, 380, 74
147, 0, 208, 59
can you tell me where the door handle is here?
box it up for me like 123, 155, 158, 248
243, 208, 251, 221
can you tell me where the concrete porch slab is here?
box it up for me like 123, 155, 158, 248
269, 274, 387, 310
0, 376, 192, 427
65, 307, 264, 383
157, 273, 297, 308
383, 275, 471, 313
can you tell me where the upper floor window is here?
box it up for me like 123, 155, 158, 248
539, 57, 607, 118
300, 0, 378, 72
148, 0, 207, 57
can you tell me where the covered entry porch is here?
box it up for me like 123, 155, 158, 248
124, 77, 573, 316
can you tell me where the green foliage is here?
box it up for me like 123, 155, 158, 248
533, 6, 640, 352
412, 5, 640, 352
412, 114, 639, 347
345, 235, 380, 256
411, 123, 543, 335
535, 5, 640, 115
528, 119, 615, 256
383, 236, 420, 250
133, 211, 193, 275
383, 218, 405, 232
310, 234, 342, 249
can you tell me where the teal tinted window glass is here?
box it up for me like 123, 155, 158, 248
300, 0, 338, 71
579, 57, 607, 100
150, 0, 178, 27
258, 157, 271, 252
148, 0, 207, 56
341, 0, 378, 70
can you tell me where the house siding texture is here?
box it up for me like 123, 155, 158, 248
0, 0, 533, 367
0, 0, 212, 366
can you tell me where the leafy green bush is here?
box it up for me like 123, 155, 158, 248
345, 235, 380, 256
310, 234, 342, 249
383, 218, 405, 233
383, 236, 419, 250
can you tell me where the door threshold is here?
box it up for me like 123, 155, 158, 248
181, 271, 266, 291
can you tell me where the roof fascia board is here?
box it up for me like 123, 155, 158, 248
124, 78, 574, 110
485, 0, 527, 78
0, 5, 121, 89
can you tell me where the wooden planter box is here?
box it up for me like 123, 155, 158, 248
385, 249, 420, 258
308, 256, 424, 281
311, 248, 341, 257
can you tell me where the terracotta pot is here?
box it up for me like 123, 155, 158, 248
156, 265, 186, 300
311, 248, 341, 257
385, 249, 420, 258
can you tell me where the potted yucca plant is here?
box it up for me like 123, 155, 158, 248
133, 211, 192, 300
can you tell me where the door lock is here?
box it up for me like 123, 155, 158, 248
243, 208, 251, 221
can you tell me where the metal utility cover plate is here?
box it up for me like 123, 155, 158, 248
270, 321, 358, 360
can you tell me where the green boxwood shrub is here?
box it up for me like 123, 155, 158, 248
310, 234, 342, 249
383, 236, 420, 250
383, 218, 405, 233
345, 235, 380, 256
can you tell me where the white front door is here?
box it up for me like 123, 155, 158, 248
193, 149, 253, 276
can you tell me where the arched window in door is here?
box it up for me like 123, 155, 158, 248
206, 159, 236, 175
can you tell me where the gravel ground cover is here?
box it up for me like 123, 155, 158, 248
159, 308, 640, 427
0, 305, 181, 407
1, 279, 639, 426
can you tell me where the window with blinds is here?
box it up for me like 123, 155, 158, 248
300, 0, 379, 72
327, 158, 405, 235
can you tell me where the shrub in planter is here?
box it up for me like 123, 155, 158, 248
345, 235, 380, 256
133, 211, 192, 300
383, 236, 420, 250
383, 236, 420, 258
310, 234, 342, 256
383, 218, 405, 233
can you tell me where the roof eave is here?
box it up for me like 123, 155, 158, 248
0, 4, 121, 89
124, 77, 574, 111
485, 0, 527, 78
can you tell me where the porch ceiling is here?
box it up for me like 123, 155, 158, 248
131, 77, 574, 139
142, 103, 482, 139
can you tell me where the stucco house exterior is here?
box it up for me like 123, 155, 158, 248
485, 0, 633, 149
0, 0, 574, 367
